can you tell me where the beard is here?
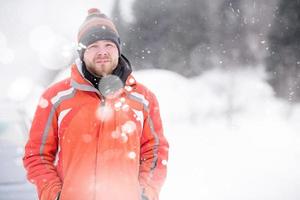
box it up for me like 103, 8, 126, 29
85, 56, 118, 77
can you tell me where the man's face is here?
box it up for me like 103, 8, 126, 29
83, 40, 119, 77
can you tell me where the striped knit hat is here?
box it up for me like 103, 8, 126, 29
77, 8, 120, 59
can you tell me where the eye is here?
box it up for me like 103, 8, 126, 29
87, 44, 98, 50
106, 42, 115, 47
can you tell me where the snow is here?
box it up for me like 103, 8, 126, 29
134, 68, 300, 200
1, 67, 300, 199
0, 0, 298, 198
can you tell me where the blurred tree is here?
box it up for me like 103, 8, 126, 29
114, 0, 277, 78
122, 0, 210, 77
242, 0, 278, 64
213, 0, 256, 68
266, 0, 300, 102
111, 0, 126, 43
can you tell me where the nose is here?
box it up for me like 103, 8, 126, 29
96, 47, 108, 56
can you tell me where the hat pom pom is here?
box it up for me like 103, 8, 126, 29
88, 8, 101, 15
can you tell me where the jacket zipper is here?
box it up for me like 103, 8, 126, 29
94, 96, 106, 200
80, 73, 106, 199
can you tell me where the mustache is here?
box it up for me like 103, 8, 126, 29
94, 56, 111, 62
95, 55, 110, 59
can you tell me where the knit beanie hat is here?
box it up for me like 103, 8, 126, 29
77, 8, 121, 59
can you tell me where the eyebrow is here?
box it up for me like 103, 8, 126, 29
87, 41, 115, 48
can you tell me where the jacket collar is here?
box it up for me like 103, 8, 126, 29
70, 58, 100, 94
70, 58, 137, 96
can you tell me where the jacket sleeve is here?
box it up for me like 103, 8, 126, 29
139, 92, 169, 200
23, 93, 62, 200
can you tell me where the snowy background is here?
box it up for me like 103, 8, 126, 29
0, 0, 300, 200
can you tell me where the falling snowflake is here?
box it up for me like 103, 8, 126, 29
114, 101, 122, 111
111, 130, 120, 139
122, 104, 130, 112
39, 97, 49, 108
96, 105, 113, 121
120, 132, 128, 143
121, 121, 136, 134
128, 151, 136, 159
120, 97, 126, 103
78, 42, 87, 50
129, 78, 135, 84
125, 86, 133, 92
162, 160, 168, 166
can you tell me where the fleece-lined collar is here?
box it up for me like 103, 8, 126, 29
71, 56, 135, 97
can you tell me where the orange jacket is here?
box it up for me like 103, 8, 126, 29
23, 61, 169, 200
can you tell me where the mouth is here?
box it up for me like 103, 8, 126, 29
95, 59, 110, 64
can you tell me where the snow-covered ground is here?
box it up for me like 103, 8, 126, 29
136, 68, 300, 200
1, 67, 299, 200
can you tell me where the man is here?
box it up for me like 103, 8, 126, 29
23, 8, 169, 200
